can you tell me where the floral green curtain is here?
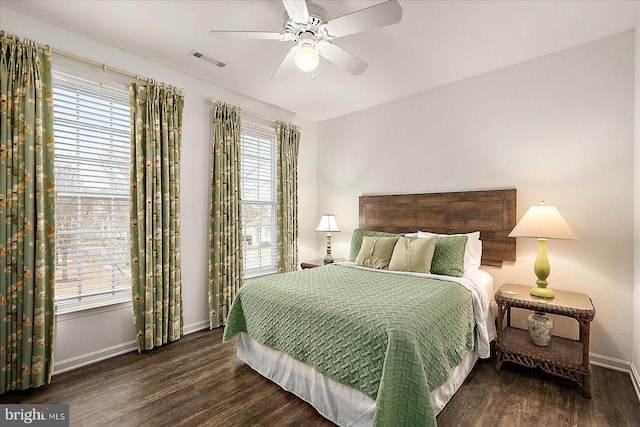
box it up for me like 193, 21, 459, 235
276, 122, 300, 273
0, 36, 55, 393
208, 101, 243, 329
130, 80, 183, 352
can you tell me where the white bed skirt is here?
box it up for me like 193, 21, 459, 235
237, 332, 479, 427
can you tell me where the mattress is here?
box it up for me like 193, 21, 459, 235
225, 264, 496, 426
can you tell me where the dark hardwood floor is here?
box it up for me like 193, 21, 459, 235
437, 354, 640, 426
1, 328, 639, 426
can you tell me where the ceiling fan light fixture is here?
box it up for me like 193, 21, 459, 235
210, 0, 403, 78
294, 45, 319, 72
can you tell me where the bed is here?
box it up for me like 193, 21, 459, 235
223, 189, 516, 426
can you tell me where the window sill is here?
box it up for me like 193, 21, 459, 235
245, 269, 278, 280
55, 294, 132, 316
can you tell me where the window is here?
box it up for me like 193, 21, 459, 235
240, 122, 277, 277
53, 71, 131, 306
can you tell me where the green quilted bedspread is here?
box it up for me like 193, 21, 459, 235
223, 265, 475, 427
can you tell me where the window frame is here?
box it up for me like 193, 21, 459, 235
52, 70, 133, 312
240, 121, 278, 278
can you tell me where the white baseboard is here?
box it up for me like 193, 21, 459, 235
590, 352, 632, 373
631, 363, 640, 403
184, 319, 210, 335
53, 339, 138, 375
53, 319, 212, 375
590, 353, 640, 403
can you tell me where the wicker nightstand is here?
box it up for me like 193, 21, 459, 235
494, 283, 596, 397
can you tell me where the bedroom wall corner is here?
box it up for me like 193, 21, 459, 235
632, 12, 640, 401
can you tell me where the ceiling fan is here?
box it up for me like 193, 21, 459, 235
209, 0, 403, 79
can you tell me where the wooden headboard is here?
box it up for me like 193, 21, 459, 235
359, 189, 516, 267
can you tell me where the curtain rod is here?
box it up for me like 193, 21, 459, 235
244, 109, 280, 124
52, 47, 140, 81
1, 30, 142, 81
1, 30, 183, 93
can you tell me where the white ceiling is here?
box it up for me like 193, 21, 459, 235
2, 0, 638, 122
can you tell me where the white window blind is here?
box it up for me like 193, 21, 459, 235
53, 71, 131, 304
241, 122, 277, 277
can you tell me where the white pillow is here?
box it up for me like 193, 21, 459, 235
417, 231, 482, 273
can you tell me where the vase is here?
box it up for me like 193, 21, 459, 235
528, 312, 553, 346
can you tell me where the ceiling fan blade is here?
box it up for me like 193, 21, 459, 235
317, 42, 368, 76
282, 0, 310, 24
209, 31, 291, 41
322, 0, 402, 39
272, 46, 300, 80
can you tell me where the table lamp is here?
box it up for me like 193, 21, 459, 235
315, 214, 340, 264
508, 201, 578, 299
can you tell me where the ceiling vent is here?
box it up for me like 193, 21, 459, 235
189, 50, 226, 68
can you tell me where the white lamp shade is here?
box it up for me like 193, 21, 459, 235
509, 203, 578, 240
294, 45, 320, 72
315, 214, 340, 232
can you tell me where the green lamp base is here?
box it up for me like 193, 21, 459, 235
531, 238, 555, 299
530, 285, 555, 299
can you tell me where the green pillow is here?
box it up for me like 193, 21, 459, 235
431, 235, 468, 277
349, 228, 400, 262
355, 236, 399, 270
389, 236, 438, 273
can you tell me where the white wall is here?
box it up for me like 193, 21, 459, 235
318, 32, 635, 365
1, 7, 318, 372
633, 14, 640, 395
